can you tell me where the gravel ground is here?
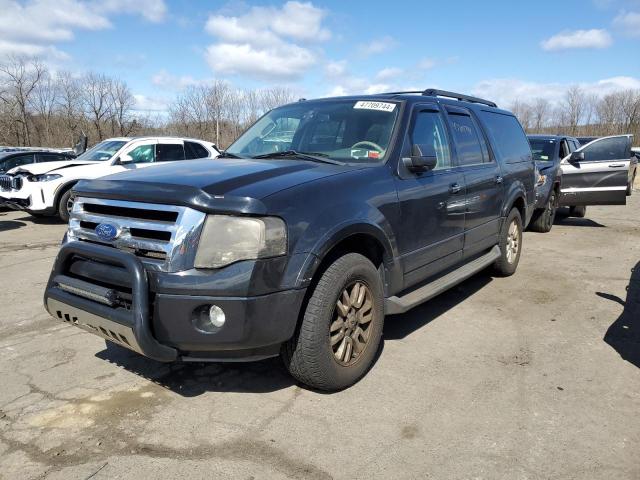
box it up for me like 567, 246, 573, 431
0, 196, 638, 480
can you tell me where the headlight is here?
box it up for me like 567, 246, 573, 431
194, 215, 287, 268
28, 173, 62, 182
535, 169, 547, 187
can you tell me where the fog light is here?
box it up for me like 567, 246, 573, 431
192, 304, 226, 333
208, 305, 226, 327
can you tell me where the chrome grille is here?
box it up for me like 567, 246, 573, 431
0, 175, 22, 191
68, 197, 207, 272
0, 174, 12, 191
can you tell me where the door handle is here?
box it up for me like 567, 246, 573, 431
449, 183, 462, 194
608, 163, 624, 168
495, 175, 504, 184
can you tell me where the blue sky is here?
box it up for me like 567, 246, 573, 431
2, 0, 639, 112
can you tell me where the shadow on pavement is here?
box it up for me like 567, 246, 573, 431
96, 343, 295, 396
599, 261, 640, 368
96, 270, 494, 396
554, 216, 606, 228
0, 219, 26, 232
15, 215, 63, 225
384, 271, 492, 340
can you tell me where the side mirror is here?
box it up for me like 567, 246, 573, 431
403, 144, 437, 172
570, 151, 584, 163
117, 154, 133, 164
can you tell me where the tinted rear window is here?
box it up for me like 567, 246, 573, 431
184, 141, 209, 159
156, 143, 186, 162
478, 111, 531, 164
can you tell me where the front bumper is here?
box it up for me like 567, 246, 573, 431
44, 242, 306, 362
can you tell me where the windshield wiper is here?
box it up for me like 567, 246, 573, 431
251, 150, 343, 165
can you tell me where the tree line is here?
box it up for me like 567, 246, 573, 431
509, 86, 640, 140
1, 57, 639, 151
0, 57, 298, 150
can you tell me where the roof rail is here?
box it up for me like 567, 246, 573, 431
378, 89, 498, 108
422, 89, 497, 107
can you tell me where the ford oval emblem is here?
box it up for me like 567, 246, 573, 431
95, 223, 119, 242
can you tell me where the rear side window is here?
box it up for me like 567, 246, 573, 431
582, 137, 630, 162
478, 111, 531, 164
185, 141, 209, 159
157, 143, 186, 162
447, 112, 487, 166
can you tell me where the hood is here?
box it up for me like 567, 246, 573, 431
10, 160, 100, 175
74, 157, 358, 214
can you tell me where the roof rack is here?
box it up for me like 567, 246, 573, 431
379, 88, 498, 108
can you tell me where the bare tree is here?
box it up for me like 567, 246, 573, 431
30, 69, 58, 145
563, 86, 587, 135
531, 98, 550, 132
0, 57, 45, 145
82, 72, 113, 141
109, 79, 135, 137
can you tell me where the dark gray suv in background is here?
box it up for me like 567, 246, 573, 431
44, 89, 536, 390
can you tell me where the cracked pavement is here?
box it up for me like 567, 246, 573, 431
0, 200, 639, 479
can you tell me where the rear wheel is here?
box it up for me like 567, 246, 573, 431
569, 205, 587, 218
281, 253, 384, 391
529, 190, 557, 233
493, 208, 523, 277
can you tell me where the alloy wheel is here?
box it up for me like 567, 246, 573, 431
506, 220, 520, 264
330, 281, 373, 366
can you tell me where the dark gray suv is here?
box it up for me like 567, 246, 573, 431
44, 89, 536, 390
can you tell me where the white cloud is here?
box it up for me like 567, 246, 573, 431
357, 36, 397, 57
472, 76, 640, 107
613, 10, 640, 36
204, 1, 329, 81
324, 60, 347, 78
151, 69, 202, 90
0, 0, 167, 61
206, 43, 316, 79
133, 94, 170, 113
540, 29, 613, 50
375, 67, 403, 82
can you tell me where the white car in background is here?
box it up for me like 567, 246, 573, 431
0, 137, 219, 221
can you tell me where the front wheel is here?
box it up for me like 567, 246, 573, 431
493, 208, 523, 277
529, 190, 557, 233
57, 189, 74, 223
569, 205, 587, 218
281, 253, 384, 391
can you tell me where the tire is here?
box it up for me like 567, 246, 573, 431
528, 189, 557, 233
569, 205, 586, 218
493, 208, 523, 277
627, 173, 635, 196
281, 253, 384, 391
57, 189, 74, 223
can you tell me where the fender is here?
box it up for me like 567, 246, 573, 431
55, 180, 78, 207
501, 181, 528, 220
292, 220, 403, 296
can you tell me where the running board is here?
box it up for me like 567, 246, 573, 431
385, 245, 501, 315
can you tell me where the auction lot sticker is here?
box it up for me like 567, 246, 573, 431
354, 101, 396, 112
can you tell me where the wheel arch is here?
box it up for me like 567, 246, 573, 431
296, 222, 402, 297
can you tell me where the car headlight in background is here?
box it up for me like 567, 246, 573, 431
194, 215, 287, 268
535, 169, 547, 187
27, 173, 62, 182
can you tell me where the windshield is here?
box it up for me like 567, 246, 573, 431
226, 100, 400, 163
76, 140, 127, 161
529, 139, 556, 162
